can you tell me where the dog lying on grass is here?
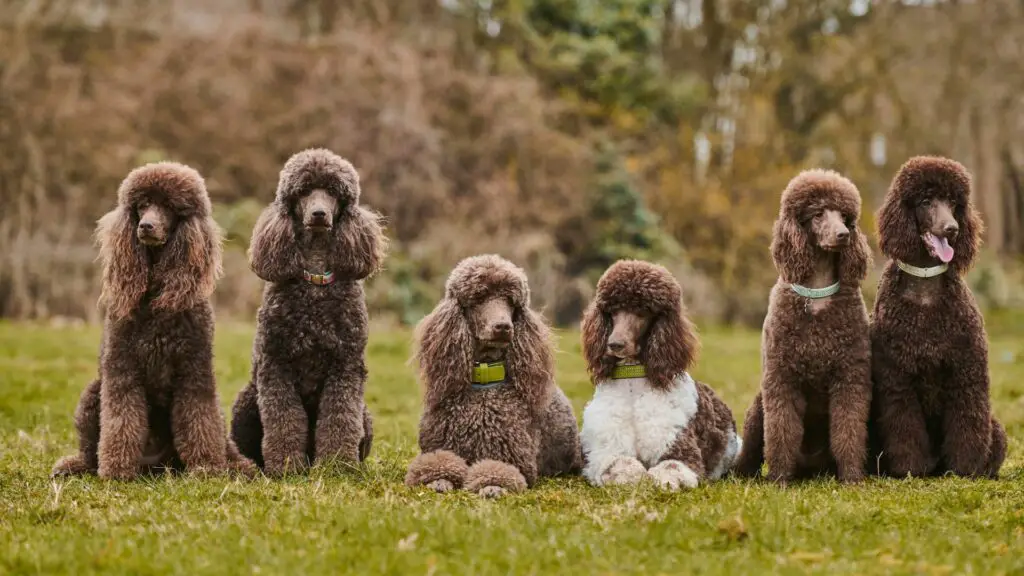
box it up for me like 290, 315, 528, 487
579, 260, 739, 490
405, 255, 581, 497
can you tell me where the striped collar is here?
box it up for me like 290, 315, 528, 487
471, 362, 506, 389
303, 270, 335, 286
790, 281, 840, 299
897, 260, 948, 278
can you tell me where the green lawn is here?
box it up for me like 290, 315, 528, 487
1, 320, 1023, 575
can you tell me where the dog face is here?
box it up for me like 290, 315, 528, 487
914, 197, 959, 264
806, 208, 851, 252
605, 310, 652, 362
135, 197, 177, 247
468, 296, 514, 357
296, 188, 338, 231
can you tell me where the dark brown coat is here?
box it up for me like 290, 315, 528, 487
404, 255, 581, 496
230, 149, 386, 476
733, 170, 872, 483
52, 163, 253, 479
868, 156, 1006, 478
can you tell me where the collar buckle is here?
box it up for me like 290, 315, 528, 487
471, 362, 506, 388
303, 270, 335, 286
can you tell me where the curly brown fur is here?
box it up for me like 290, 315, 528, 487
229, 149, 386, 476
579, 261, 739, 489
733, 170, 872, 484
406, 255, 581, 496
51, 163, 253, 480
869, 156, 1005, 478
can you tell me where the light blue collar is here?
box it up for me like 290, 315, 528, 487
790, 281, 840, 299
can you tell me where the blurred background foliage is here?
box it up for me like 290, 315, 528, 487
1, 0, 1023, 326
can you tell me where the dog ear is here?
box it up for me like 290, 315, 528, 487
151, 214, 224, 313
877, 190, 920, 264
96, 206, 149, 320
580, 301, 614, 384
951, 199, 983, 274
839, 223, 871, 285
330, 205, 389, 280
642, 308, 699, 390
415, 298, 474, 408
249, 203, 301, 282
508, 307, 554, 413
771, 215, 814, 283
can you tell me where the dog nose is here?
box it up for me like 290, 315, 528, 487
608, 341, 625, 353
494, 322, 511, 334
139, 222, 154, 232
836, 230, 849, 242
944, 222, 959, 236
312, 209, 327, 219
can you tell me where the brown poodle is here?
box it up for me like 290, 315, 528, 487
579, 260, 739, 490
733, 170, 872, 483
230, 149, 386, 476
404, 255, 581, 497
51, 163, 253, 479
869, 156, 1006, 478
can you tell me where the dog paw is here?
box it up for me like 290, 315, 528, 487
98, 464, 137, 481
478, 485, 505, 499
428, 479, 455, 493
838, 469, 865, 484
600, 456, 647, 486
647, 460, 699, 490
51, 455, 89, 478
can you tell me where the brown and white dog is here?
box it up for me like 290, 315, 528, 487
580, 260, 739, 490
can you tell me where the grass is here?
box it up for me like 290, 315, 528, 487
1, 320, 1023, 575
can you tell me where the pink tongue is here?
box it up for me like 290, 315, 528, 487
929, 234, 954, 263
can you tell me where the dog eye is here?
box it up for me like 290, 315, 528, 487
920, 198, 931, 207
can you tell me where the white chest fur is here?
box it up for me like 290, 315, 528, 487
581, 373, 699, 485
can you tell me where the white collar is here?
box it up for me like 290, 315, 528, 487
897, 260, 948, 278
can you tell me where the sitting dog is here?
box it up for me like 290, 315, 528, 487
52, 163, 253, 479
404, 255, 581, 497
732, 170, 872, 483
869, 156, 1006, 478
579, 260, 739, 490
230, 149, 386, 476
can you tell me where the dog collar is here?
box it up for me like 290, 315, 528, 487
471, 362, 506, 389
897, 260, 948, 278
302, 270, 335, 286
610, 364, 646, 379
790, 281, 840, 299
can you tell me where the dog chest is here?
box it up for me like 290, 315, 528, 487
582, 374, 699, 467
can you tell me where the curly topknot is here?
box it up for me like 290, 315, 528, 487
276, 148, 361, 205
117, 162, 212, 218
590, 260, 682, 317
444, 254, 530, 309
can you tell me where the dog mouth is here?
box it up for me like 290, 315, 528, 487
306, 221, 332, 232
137, 232, 166, 246
922, 232, 954, 263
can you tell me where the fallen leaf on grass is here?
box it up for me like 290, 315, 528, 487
397, 532, 419, 551
717, 515, 748, 541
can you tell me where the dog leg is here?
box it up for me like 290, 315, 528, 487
405, 450, 469, 491
52, 378, 102, 477
942, 361, 992, 477
97, 374, 148, 480
762, 374, 805, 484
829, 364, 870, 483
358, 404, 373, 462
313, 366, 365, 464
171, 382, 229, 475
873, 365, 931, 477
653, 427, 706, 490
984, 417, 1007, 479
257, 365, 309, 477
732, 392, 765, 478
465, 459, 528, 498
230, 380, 264, 469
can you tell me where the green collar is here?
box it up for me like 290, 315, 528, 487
303, 270, 335, 286
790, 281, 840, 299
471, 362, 506, 389
897, 260, 948, 278
610, 364, 646, 379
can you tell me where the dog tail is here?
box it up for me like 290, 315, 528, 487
731, 391, 765, 478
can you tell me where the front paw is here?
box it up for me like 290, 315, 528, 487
428, 479, 455, 493
478, 485, 505, 499
98, 463, 138, 481
52, 455, 90, 478
263, 455, 309, 477
837, 468, 865, 484
600, 456, 647, 486
647, 460, 699, 490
